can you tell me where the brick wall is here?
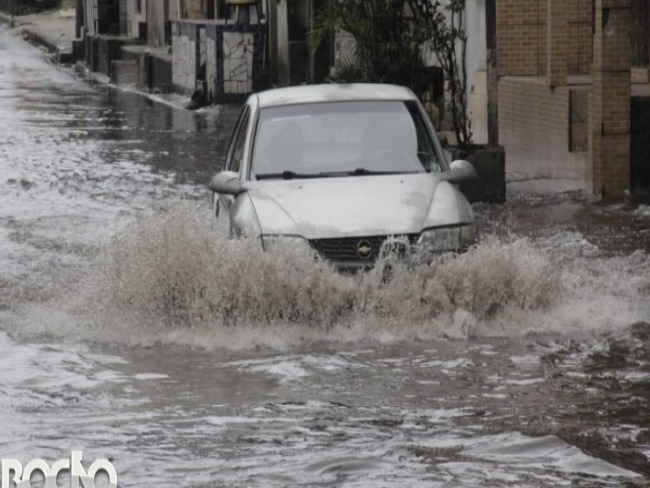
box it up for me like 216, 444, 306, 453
591, 0, 632, 196
498, 77, 590, 184
567, 0, 592, 75
497, 0, 547, 76
498, 0, 633, 196
499, 0, 593, 78
546, 0, 567, 86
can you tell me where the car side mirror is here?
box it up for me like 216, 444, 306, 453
447, 159, 477, 183
208, 171, 245, 195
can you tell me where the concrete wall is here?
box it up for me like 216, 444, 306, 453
172, 21, 201, 94
498, 76, 590, 187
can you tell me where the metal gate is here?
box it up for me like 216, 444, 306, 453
94, 0, 120, 35
631, 97, 650, 200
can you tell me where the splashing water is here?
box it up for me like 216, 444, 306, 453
4, 34, 650, 487
10, 201, 647, 349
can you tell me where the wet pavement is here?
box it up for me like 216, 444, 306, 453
1, 26, 650, 488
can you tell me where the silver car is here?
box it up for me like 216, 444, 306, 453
209, 83, 476, 270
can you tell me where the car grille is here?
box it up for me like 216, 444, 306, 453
310, 235, 417, 264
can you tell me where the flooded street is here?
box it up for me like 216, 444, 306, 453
1, 26, 650, 487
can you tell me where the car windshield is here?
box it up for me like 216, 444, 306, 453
251, 100, 442, 179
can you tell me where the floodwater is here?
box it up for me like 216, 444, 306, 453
1, 25, 650, 488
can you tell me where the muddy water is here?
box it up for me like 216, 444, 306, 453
1, 26, 650, 487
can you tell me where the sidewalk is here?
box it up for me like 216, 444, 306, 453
0, 8, 603, 201
0, 6, 209, 112
1, 7, 75, 62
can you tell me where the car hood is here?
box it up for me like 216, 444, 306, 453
245, 173, 467, 239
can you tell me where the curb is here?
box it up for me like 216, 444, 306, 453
20, 27, 73, 62
0, 10, 73, 63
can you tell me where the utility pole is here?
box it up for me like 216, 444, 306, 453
485, 0, 498, 147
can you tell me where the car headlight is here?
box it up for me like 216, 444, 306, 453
260, 234, 310, 252
416, 225, 475, 254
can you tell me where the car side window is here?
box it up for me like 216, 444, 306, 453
227, 107, 250, 173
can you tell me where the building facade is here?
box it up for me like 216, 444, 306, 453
497, 0, 650, 197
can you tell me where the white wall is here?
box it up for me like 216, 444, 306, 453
465, 0, 487, 144
83, 0, 96, 36
172, 27, 197, 93
125, 0, 147, 38
147, 0, 167, 46
169, 0, 181, 20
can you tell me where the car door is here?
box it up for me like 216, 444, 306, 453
216, 105, 251, 235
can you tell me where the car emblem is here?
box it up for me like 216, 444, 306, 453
357, 240, 373, 259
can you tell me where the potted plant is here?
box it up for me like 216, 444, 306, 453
413, 0, 505, 202
310, 0, 429, 96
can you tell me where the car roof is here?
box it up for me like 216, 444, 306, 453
254, 83, 417, 109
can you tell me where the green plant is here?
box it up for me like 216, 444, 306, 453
310, 0, 429, 96
311, 0, 473, 149
413, 0, 472, 148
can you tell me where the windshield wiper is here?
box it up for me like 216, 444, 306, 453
319, 168, 419, 177
256, 171, 320, 180
256, 168, 421, 180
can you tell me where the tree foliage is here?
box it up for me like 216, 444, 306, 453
310, 0, 429, 95
311, 0, 473, 149
413, 0, 472, 147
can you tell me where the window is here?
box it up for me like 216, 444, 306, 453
569, 89, 588, 152
227, 107, 250, 173
251, 101, 442, 177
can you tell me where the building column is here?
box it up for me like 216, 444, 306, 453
267, 0, 290, 86
486, 0, 498, 146
546, 0, 567, 88
592, 0, 632, 197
